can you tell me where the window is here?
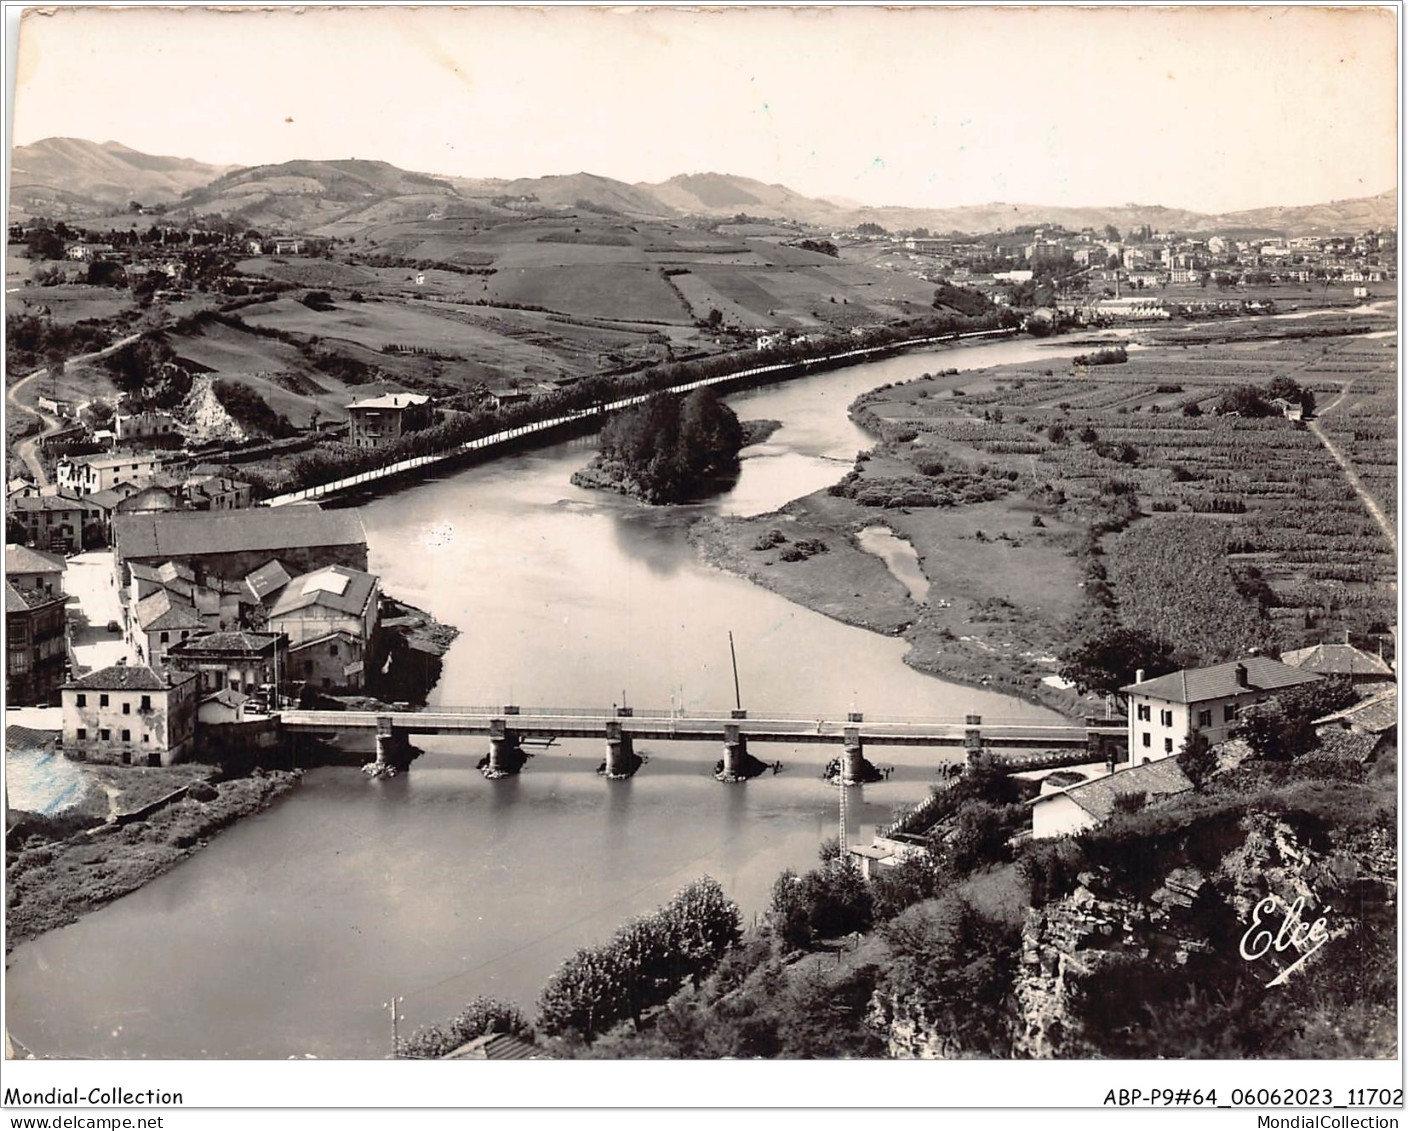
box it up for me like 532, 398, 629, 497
121, 729, 131, 742
76, 693, 86, 707
1224, 703, 1239, 723
1164, 737, 1174, 753
1141, 732, 1151, 748
330, 644, 339, 657
1136, 704, 1151, 722
100, 729, 111, 741
1160, 709, 1173, 727
141, 695, 152, 711
76, 728, 87, 741
160, 632, 170, 644
1197, 709, 1212, 728
142, 734, 149, 743
99, 694, 109, 707
123, 702, 131, 715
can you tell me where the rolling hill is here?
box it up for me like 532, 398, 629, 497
9, 137, 1396, 239
9, 137, 239, 215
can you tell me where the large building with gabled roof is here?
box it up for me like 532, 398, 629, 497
1122, 656, 1323, 761
113, 506, 368, 584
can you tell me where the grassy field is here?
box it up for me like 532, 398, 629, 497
693, 306, 1396, 714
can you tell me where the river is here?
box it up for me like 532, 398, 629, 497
6, 336, 1090, 1059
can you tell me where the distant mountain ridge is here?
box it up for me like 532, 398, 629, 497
9, 137, 239, 213
7, 137, 1396, 237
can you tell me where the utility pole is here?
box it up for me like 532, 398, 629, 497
728, 631, 741, 711
385, 995, 403, 1058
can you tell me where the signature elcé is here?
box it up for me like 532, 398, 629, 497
1239, 895, 1332, 987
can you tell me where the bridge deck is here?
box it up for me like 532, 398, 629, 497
279, 709, 1117, 749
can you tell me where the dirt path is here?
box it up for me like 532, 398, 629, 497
1307, 381, 1397, 555
6, 333, 143, 485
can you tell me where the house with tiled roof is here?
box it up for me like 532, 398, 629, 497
1031, 759, 1193, 840
166, 630, 286, 698
60, 663, 199, 765
1121, 656, 1323, 762
269, 565, 380, 692
135, 589, 208, 669
5, 543, 67, 598
1280, 643, 1396, 689
1311, 686, 1398, 765
347, 392, 432, 450
8, 493, 90, 553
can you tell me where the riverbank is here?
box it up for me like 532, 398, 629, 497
5, 768, 300, 954
691, 489, 1094, 718
690, 303, 1398, 718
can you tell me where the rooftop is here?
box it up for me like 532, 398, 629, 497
5, 544, 67, 575
269, 565, 377, 620
114, 507, 367, 562
5, 580, 66, 612
136, 589, 207, 632
1280, 643, 1395, 679
1122, 656, 1322, 704
168, 631, 280, 657
348, 392, 430, 412
63, 663, 198, 692
10, 494, 86, 513
1035, 759, 1193, 823
1314, 686, 1398, 735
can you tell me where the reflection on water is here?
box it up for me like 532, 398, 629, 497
6, 336, 1087, 1058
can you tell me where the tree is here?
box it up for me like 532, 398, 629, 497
1103, 225, 1122, 242
26, 229, 63, 260
1058, 626, 1177, 697
705, 308, 723, 329
1216, 385, 1275, 418
1176, 731, 1219, 790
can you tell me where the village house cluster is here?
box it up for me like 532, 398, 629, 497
6, 502, 389, 768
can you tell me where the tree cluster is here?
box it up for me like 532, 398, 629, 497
536, 877, 741, 1039
593, 388, 744, 504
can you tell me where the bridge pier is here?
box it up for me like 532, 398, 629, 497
603, 720, 639, 780
964, 714, 988, 772
483, 718, 526, 779
716, 723, 765, 782
372, 717, 411, 771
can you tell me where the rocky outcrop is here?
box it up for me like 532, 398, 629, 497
1004, 812, 1396, 1058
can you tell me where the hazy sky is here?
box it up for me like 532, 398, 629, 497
9, 5, 1399, 214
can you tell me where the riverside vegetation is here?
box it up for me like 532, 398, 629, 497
400, 705, 1395, 1058
6, 766, 300, 952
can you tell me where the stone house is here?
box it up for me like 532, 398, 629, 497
61, 663, 199, 766
1121, 657, 1323, 762
8, 494, 91, 554
346, 393, 433, 450
1030, 759, 1193, 840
